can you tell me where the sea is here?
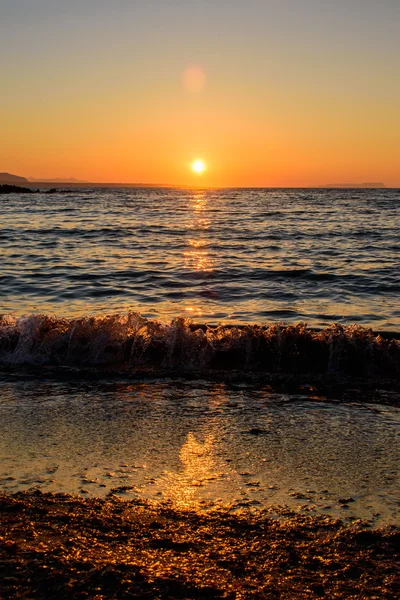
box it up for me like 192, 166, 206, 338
0, 187, 399, 524
1, 187, 399, 328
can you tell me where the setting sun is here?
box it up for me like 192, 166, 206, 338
191, 160, 206, 174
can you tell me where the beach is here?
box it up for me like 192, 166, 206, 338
1, 491, 399, 599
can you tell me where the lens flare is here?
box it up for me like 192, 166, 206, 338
183, 66, 206, 92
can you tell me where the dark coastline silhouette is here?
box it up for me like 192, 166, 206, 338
0, 184, 35, 194
0, 184, 66, 194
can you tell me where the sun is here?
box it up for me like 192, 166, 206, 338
191, 159, 206, 174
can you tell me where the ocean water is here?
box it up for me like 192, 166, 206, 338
1, 187, 399, 330
0, 187, 399, 518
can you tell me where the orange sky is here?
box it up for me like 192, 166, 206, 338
1, 1, 399, 187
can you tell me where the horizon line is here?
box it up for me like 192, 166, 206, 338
8, 181, 394, 190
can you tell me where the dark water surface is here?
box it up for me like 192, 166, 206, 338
0, 380, 398, 524
1, 187, 399, 330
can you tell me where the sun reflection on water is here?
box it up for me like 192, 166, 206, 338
183, 192, 216, 289
160, 432, 231, 510
183, 248, 214, 272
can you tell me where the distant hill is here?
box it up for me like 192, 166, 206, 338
321, 183, 385, 188
27, 177, 89, 183
0, 172, 28, 184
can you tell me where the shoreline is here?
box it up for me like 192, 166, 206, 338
1, 367, 399, 407
1, 491, 398, 599
1, 318, 399, 398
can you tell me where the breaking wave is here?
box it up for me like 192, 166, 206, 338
0, 313, 399, 383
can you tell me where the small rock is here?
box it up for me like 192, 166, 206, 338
246, 428, 269, 436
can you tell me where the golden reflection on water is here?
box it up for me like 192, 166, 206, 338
183, 248, 214, 272
161, 432, 230, 509
184, 192, 215, 274
160, 385, 236, 509
182, 192, 216, 318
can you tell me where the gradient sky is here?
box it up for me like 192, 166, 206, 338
1, 0, 399, 186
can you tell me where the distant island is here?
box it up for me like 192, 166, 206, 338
27, 177, 89, 183
0, 172, 87, 185
320, 183, 385, 189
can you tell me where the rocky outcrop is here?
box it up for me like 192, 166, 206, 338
0, 184, 35, 194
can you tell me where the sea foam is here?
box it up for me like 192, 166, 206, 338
0, 313, 398, 383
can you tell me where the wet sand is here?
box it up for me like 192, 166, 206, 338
0, 491, 398, 599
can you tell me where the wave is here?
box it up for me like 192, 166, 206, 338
0, 313, 399, 384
